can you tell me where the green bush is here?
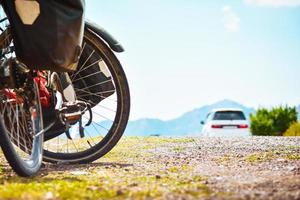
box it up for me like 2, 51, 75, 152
250, 106, 298, 136
284, 122, 300, 136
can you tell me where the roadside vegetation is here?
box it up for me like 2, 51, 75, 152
250, 106, 298, 136
284, 122, 300, 136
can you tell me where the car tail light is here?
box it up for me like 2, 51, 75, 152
211, 125, 223, 129
237, 124, 248, 129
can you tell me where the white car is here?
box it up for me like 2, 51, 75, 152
201, 108, 250, 137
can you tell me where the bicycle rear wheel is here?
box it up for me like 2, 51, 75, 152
43, 28, 130, 164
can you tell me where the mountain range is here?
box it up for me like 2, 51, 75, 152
124, 99, 256, 136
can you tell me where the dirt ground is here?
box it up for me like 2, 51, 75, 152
0, 136, 299, 200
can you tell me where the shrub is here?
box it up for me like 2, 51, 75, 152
250, 106, 297, 136
284, 122, 300, 136
250, 108, 273, 136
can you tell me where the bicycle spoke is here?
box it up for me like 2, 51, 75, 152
92, 111, 114, 121
91, 122, 105, 136
93, 104, 116, 113
84, 129, 96, 146
71, 49, 95, 81
78, 94, 117, 103
72, 69, 103, 82
90, 120, 110, 131
78, 42, 87, 62
81, 115, 110, 131
76, 89, 116, 98
74, 79, 113, 91
73, 58, 102, 78
71, 139, 79, 153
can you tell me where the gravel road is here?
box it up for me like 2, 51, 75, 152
147, 136, 300, 200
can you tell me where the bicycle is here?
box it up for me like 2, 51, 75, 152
0, 4, 130, 177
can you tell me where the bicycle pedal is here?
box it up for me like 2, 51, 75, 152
64, 111, 82, 124
59, 102, 82, 124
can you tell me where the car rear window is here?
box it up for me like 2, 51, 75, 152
213, 111, 246, 120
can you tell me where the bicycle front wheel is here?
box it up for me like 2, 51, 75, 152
0, 80, 44, 177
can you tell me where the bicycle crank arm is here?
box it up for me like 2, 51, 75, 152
34, 120, 56, 138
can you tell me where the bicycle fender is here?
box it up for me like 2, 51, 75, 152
85, 20, 125, 53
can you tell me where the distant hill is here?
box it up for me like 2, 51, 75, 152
123, 99, 256, 136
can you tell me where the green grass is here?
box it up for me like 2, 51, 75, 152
216, 155, 232, 164
245, 150, 300, 163
173, 147, 187, 153
245, 152, 275, 163
286, 154, 300, 160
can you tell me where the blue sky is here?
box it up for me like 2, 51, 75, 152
86, 0, 300, 120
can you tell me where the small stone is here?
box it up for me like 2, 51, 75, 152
128, 183, 138, 187
116, 189, 124, 196
45, 192, 54, 200
70, 170, 88, 175
87, 186, 98, 191
155, 175, 162, 179
287, 166, 297, 171
277, 158, 286, 162
254, 193, 261, 197
272, 188, 278, 193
